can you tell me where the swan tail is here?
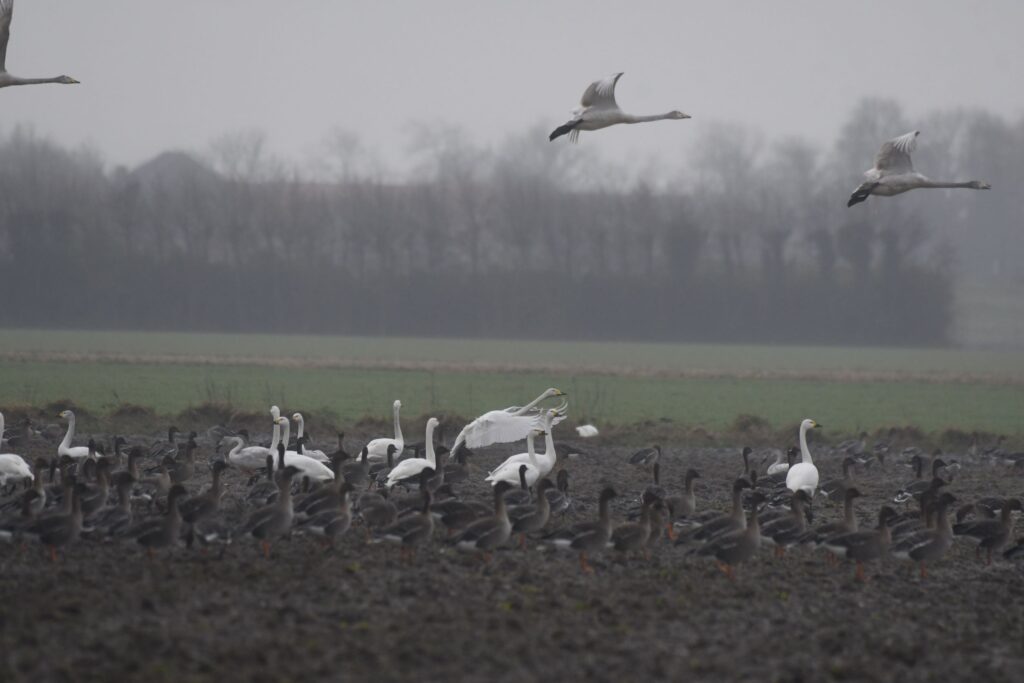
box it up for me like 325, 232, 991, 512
549, 119, 582, 142
847, 182, 877, 208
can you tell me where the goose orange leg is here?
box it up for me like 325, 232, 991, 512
579, 552, 594, 574
261, 540, 272, 559
919, 562, 928, 579
665, 523, 677, 542
855, 561, 867, 583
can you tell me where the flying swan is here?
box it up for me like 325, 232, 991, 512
451, 388, 567, 456
0, 1, 80, 88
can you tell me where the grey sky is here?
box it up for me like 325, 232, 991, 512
3, 1, 1023, 172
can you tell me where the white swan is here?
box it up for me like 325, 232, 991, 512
273, 417, 334, 482
575, 424, 599, 438
291, 412, 328, 462
486, 409, 561, 481
786, 419, 822, 497
385, 418, 438, 489
549, 72, 690, 143
56, 409, 96, 460
0, 0, 80, 89
0, 411, 32, 486
364, 400, 404, 463
451, 388, 566, 455
847, 130, 992, 207
224, 436, 272, 473
485, 430, 543, 489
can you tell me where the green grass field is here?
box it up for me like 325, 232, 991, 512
1, 329, 1022, 436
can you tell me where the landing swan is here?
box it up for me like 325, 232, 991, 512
0, 1, 80, 89
451, 388, 566, 456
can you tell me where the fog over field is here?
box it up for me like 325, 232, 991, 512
2, 1, 1023, 347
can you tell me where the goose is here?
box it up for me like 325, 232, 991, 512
953, 498, 1022, 565
296, 483, 354, 547
549, 73, 690, 142
629, 445, 661, 467
451, 480, 514, 560
0, 1, 79, 88
169, 436, 198, 485
822, 506, 898, 582
385, 418, 439, 489
894, 456, 946, 505
133, 484, 188, 558
377, 489, 434, 563
549, 486, 617, 573
295, 456, 348, 520
78, 459, 112, 518
760, 490, 810, 557
341, 446, 374, 490
695, 492, 767, 580
179, 461, 228, 546
30, 481, 85, 562
508, 478, 554, 549
545, 469, 573, 516
812, 487, 862, 558
149, 426, 181, 461
238, 464, 301, 558
664, 468, 701, 536
847, 130, 991, 207
892, 492, 957, 578
786, 419, 822, 516
364, 400, 404, 463
819, 457, 857, 502
611, 493, 656, 559
87, 473, 135, 538
504, 464, 534, 507
451, 388, 566, 456
443, 446, 472, 486
56, 410, 99, 460
485, 427, 547, 488
575, 424, 599, 438
272, 418, 335, 482
675, 478, 751, 545
358, 488, 399, 540
291, 413, 328, 462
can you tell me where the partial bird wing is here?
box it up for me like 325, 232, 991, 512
579, 72, 623, 110
873, 130, 919, 174
0, 0, 12, 72
459, 412, 550, 450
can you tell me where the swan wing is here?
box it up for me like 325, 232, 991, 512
0, 0, 12, 72
460, 412, 539, 449
385, 458, 428, 486
874, 130, 918, 174
580, 72, 623, 110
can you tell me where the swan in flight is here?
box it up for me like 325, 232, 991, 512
549, 73, 690, 143
451, 388, 566, 456
0, 1, 79, 88
847, 131, 991, 207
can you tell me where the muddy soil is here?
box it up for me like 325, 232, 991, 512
2, 431, 1023, 682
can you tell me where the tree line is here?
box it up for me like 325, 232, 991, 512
1, 98, 1020, 346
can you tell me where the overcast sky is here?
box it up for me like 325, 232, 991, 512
3, 1, 1023, 173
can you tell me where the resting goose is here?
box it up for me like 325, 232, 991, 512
953, 498, 1022, 565
297, 483, 354, 547
823, 506, 898, 582
675, 478, 751, 545
761, 490, 811, 557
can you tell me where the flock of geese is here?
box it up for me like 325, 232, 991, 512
1, 390, 1021, 582
0, 1, 992, 208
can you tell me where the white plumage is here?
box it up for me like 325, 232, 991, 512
452, 388, 566, 455
385, 418, 439, 488
786, 419, 822, 496
56, 409, 95, 460
364, 400, 404, 463
575, 424, 599, 438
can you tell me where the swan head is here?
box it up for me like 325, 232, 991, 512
57, 409, 73, 419
545, 388, 566, 398
270, 405, 280, 419
668, 111, 691, 120
291, 412, 302, 422
425, 417, 439, 433
393, 400, 402, 411
801, 419, 822, 431
57, 75, 80, 85
968, 180, 992, 190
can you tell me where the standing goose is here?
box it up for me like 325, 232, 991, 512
664, 468, 701, 527
549, 73, 690, 142
133, 484, 188, 558
377, 488, 434, 563
451, 480, 515, 560
892, 492, 958, 578
451, 388, 566, 457
696, 492, 767, 580
953, 498, 1022, 565
545, 469, 573, 516
611, 493, 656, 559
341, 446, 374, 490
179, 461, 228, 547
508, 478, 554, 549
239, 465, 301, 558
364, 400, 404, 462
761, 490, 810, 557
297, 483, 354, 548
676, 478, 752, 545
812, 487, 863, 559
823, 506, 898, 582
820, 457, 857, 502
88, 473, 135, 538
894, 456, 946, 505
549, 486, 618, 573
0, 1, 79, 88
847, 130, 991, 207
30, 481, 85, 562
149, 426, 181, 461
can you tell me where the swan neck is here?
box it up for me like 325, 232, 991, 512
624, 112, 673, 124
425, 423, 436, 467
269, 421, 281, 451
517, 391, 549, 415
799, 424, 813, 464
60, 413, 75, 451
526, 432, 538, 466
295, 416, 304, 439
393, 404, 403, 443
